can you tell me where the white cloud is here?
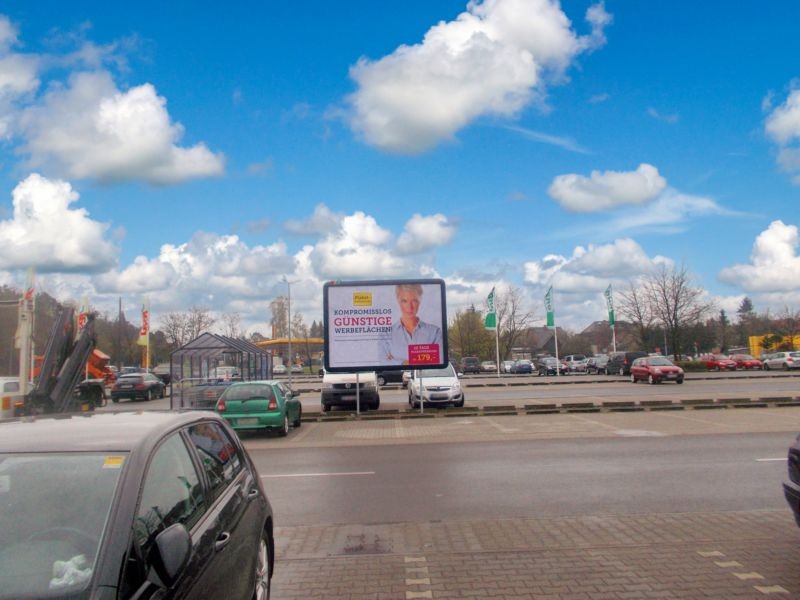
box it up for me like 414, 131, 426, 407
602, 189, 733, 234
505, 125, 589, 153
346, 0, 611, 153
523, 238, 670, 292
765, 87, 800, 184
309, 212, 410, 278
718, 220, 800, 292
94, 256, 176, 293
284, 203, 343, 236
19, 71, 225, 184
396, 213, 457, 254
548, 163, 666, 212
646, 107, 679, 124
0, 173, 117, 272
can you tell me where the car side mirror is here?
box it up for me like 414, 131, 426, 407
150, 523, 191, 587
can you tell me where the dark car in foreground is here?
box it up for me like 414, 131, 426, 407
111, 372, 166, 402
0, 411, 274, 599
630, 356, 684, 384
784, 434, 800, 528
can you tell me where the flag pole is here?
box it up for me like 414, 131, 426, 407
495, 319, 500, 377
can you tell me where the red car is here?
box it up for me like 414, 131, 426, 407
702, 354, 737, 371
729, 353, 763, 370
630, 356, 684, 384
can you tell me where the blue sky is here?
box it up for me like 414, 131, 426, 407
0, 0, 799, 334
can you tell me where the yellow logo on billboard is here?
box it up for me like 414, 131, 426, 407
353, 292, 373, 306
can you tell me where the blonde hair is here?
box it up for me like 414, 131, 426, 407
395, 283, 423, 299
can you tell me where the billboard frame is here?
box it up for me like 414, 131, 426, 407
322, 278, 448, 373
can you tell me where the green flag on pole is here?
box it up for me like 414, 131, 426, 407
604, 284, 615, 328
484, 287, 496, 330
544, 286, 554, 328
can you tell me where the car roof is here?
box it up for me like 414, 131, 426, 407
227, 379, 281, 385
0, 411, 219, 453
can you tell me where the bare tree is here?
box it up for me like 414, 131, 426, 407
645, 264, 714, 360
618, 281, 655, 351
186, 306, 216, 340
447, 307, 492, 359
291, 312, 311, 364
220, 312, 243, 339
270, 296, 288, 338
494, 285, 536, 360
160, 312, 189, 349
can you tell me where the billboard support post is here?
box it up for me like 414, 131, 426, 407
419, 373, 424, 414
356, 371, 360, 415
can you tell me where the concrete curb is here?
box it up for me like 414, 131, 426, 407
299, 395, 800, 422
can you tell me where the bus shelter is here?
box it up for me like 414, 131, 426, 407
170, 332, 272, 409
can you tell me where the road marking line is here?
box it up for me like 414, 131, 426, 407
406, 592, 432, 599
734, 572, 765, 580
406, 578, 431, 585
754, 585, 790, 594
715, 561, 743, 568
260, 471, 375, 478
405, 556, 427, 563
756, 458, 786, 462
697, 551, 726, 557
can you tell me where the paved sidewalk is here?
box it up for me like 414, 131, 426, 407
272, 510, 800, 599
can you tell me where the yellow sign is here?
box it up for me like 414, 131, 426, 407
353, 292, 373, 306
103, 456, 126, 469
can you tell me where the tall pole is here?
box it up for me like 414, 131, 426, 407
494, 321, 500, 377
287, 279, 292, 387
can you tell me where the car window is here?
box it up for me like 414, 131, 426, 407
187, 422, 242, 501
133, 434, 205, 556
2, 381, 19, 393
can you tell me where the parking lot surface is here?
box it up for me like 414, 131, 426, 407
272, 510, 799, 599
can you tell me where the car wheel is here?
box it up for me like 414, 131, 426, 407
293, 406, 302, 428
145, 389, 152, 402
377, 376, 385, 386
676, 378, 684, 384
111, 396, 119, 403
714, 366, 720, 372
322, 403, 331, 412
619, 367, 624, 376
253, 530, 272, 600
372, 396, 380, 410
648, 375, 656, 385
630, 374, 636, 383
455, 397, 464, 407
278, 415, 289, 437
764, 363, 770, 370
784, 363, 790, 371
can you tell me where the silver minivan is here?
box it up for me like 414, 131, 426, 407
763, 351, 800, 370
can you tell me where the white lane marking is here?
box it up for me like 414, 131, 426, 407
756, 458, 786, 462
261, 471, 375, 478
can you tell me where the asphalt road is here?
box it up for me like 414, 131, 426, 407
251, 431, 791, 527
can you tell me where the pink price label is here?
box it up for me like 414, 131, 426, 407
408, 344, 440, 365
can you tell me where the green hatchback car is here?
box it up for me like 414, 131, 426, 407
215, 380, 302, 436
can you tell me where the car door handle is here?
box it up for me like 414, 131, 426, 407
215, 531, 231, 552
247, 487, 259, 499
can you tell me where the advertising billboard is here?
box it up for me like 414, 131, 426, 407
323, 278, 448, 372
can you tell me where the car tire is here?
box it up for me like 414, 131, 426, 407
648, 375, 656, 385
676, 378, 684, 384
619, 367, 624, 376
377, 376, 385, 386
293, 406, 302, 428
455, 398, 464, 407
322, 403, 331, 413
145, 389, 152, 402
784, 363, 790, 371
714, 366, 720, 372
278, 415, 289, 437
372, 396, 380, 410
630, 374, 636, 383
111, 396, 119, 403
253, 530, 272, 600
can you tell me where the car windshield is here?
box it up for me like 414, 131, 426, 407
0, 452, 126, 599
417, 364, 456, 378
648, 357, 674, 366
791, 352, 800, 358
117, 375, 141, 383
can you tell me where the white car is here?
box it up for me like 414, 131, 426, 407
763, 351, 800, 370
273, 364, 287, 374
0, 377, 22, 419
407, 363, 464, 408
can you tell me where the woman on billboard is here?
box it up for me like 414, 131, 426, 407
380, 283, 442, 365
